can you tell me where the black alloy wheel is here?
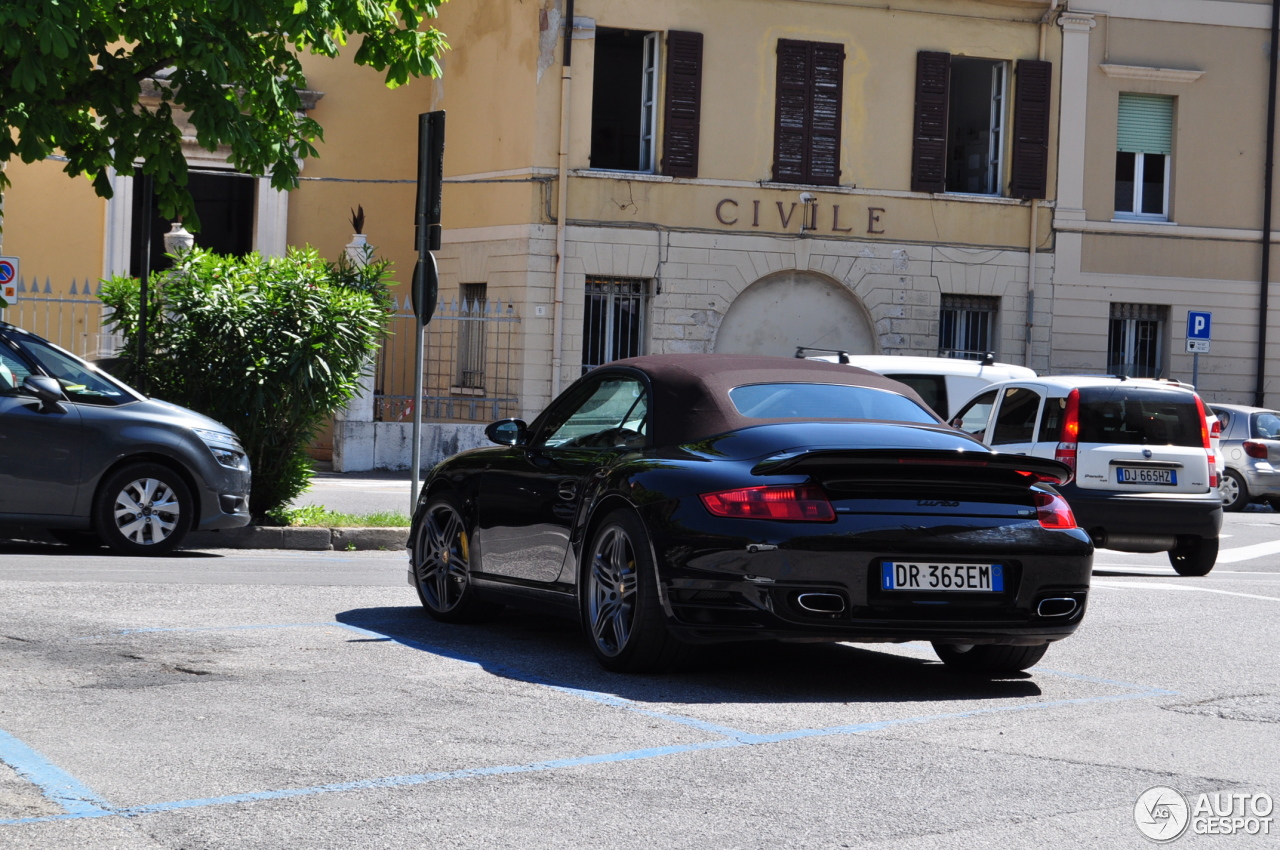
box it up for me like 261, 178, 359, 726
582, 510, 688, 673
1169, 535, 1218, 577
932, 642, 1049, 675
1219, 469, 1249, 512
94, 463, 193, 556
412, 493, 502, 623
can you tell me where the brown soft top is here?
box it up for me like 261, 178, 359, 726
603, 353, 941, 446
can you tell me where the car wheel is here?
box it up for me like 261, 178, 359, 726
582, 510, 688, 673
94, 463, 193, 556
932, 642, 1049, 675
1169, 535, 1218, 576
411, 493, 502, 623
1220, 469, 1249, 512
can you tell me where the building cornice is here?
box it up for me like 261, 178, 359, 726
1099, 64, 1205, 83
1055, 217, 1280, 243
1058, 11, 1097, 32
1066, 0, 1273, 30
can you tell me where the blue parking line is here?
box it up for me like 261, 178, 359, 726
0, 729, 113, 818
0, 620, 1181, 828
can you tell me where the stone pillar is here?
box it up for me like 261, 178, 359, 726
1055, 11, 1096, 225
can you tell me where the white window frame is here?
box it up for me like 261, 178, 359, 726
985, 62, 1007, 195
1114, 151, 1171, 223
638, 32, 659, 173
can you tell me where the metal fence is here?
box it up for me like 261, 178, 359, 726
0, 277, 121, 359
375, 295, 521, 423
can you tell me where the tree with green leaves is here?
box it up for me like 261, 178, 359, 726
0, 0, 446, 301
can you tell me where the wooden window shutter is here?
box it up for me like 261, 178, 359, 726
807, 42, 844, 185
1010, 59, 1052, 199
911, 51, 950, 194
773, 39, 810, 183
661, 31, 704, 178
773, 39, 844, 185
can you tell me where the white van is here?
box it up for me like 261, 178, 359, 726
951, 376, 1222, 575
799, 350, 1035, 419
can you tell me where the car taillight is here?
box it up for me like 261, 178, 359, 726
1244, 440, 1269, 459
1194, 395, 1218, 487
1053, 389, 1080, 484
700, 485, 836, 522
1034, 493, 1077, 530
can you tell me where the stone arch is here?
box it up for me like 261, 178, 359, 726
712, 270, 878, 357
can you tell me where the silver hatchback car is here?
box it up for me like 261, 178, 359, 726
1210, 403, 1280, 512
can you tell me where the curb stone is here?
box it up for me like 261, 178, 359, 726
183, 526, 408, 551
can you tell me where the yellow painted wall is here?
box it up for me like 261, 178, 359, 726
1081, 17, 1272, 230
1, 159, 104, 292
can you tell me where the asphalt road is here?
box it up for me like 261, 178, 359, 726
1, 514, 1278, 848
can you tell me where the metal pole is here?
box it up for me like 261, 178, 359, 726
411, 321, 425, 512
1193, 351, 1200, 389
135, 173, 153, 395
1256, 0, 1280, 406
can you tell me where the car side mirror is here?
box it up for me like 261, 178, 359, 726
23, 375, 67, 413
485, 418, 528, 446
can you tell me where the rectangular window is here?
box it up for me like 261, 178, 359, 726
1115, 93, 1173, 220
590, 29, 660, 172
913, 55, 1050, 199
938, 295, 999, 360
773, 39, 845, 186
946, 58, 1007, 195
455, 283, 487, 390
1108, 303, 1167, 378
582, 277, 650, 373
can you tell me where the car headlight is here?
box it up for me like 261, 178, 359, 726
193, 428, 249, 470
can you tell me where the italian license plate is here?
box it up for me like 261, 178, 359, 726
881, 562, 1003, 592
1116, 467, 1176, 485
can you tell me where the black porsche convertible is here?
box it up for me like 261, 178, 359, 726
407, 355, 1093, 674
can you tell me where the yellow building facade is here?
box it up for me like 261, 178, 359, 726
6, 0, 1078, 458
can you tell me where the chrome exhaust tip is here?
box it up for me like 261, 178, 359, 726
1037, 597, 1078, 618
796, 592, 846, 614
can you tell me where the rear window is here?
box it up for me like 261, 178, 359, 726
1251, 412, 1280, 439
729, 383, 936, 423
884, 373, 946, 418
1076, 386, 1202, 447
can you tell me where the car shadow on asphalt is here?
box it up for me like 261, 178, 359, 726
0, 539, 224, 558
335, 605, 1043, 706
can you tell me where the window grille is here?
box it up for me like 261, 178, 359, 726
455, 283, 487, 389
582, 277, 650, 373
1108, 302, 1167, 378
938, 294, 999, 360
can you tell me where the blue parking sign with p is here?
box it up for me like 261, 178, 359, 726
1187, 311, 1212, 340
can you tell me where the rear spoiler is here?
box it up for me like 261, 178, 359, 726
752, 448, 1073, 485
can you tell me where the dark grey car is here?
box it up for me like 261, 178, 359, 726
0, 322, 251, 554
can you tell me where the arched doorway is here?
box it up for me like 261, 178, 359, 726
713, 271, 877, 357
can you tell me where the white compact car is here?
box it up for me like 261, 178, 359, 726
951, 376, 1222, 575
799, 350, 1036, 419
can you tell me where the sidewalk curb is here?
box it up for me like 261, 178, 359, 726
183, 526, 408, 551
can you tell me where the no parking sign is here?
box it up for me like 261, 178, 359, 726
0, 256, 17, 303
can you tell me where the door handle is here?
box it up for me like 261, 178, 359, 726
557, 479, 577, 500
